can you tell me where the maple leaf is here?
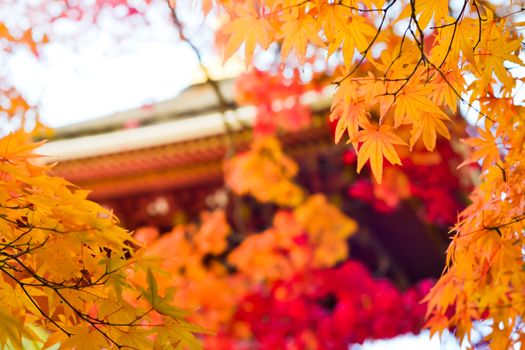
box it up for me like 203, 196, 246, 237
476, 24, 523, 90
356, 120, 407, 183
279, 11, 324, 63
177, 0, 525, 346
0, 132, 44, 161
330, 101, 368, 146
116, 328, 155, 349
393, 79, 448, 128
0, 309, 40, 350
430, 68, 464, 113
414, 0, 449, 29
60, 326, 110, 350
155, 319, 204, 350
222, 6, 273, 63
326, 13, 376, 67
140, 269, 188, 319
424, 312, 450, 338
409, 112, 451, 151
331, 77, 371, 146
460, 127, 501, 172
317, 3, 351, 43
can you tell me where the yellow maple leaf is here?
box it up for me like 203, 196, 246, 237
0, 309, 40, 350
222, 6, 273, 63
327, 13, 376, 67
317, 3, 351, 43
415, 0, 450, 29
279, 11, 324, 63
60, 326, 110, 350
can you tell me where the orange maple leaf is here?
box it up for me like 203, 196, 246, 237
409, 112, 451, 151
356, 120, 407, 183
460, 127, 500, 170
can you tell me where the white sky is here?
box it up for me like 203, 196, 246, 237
7, 1, 201, 127
10, 41, 198, 127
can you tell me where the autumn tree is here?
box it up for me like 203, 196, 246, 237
0, 3, 204, 349
131, 136, 435, 348
167, 0, 525, 348
0, 133, 203, 349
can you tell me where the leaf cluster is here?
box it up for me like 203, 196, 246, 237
0, 133, 201, 349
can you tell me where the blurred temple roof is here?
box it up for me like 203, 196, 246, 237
38, 79, 335, 198
37, 79, 448, 285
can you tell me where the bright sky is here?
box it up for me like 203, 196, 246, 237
10, 41, 198, 127
7, 1, 202, 127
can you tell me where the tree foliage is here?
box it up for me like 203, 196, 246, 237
173, 0, 525, 347
0, 133, 201, 349
135, 140, 433, 348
